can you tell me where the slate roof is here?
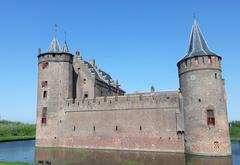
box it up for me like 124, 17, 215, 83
47, 36, 62, 53
62, 41, 69, 53
183, 20, 217, 59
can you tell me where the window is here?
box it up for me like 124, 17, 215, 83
207, 110, 215, 126
93, 126, 96, 132
115, 126, 118, 131
41, 107, 47, 125
83, 78, 86, 84
41, 62, 48, 70
140, 125, 142, 131
41, 81, 48, 88
43, 91, 47, 98
84, 91, 88, 98
215, 73, 218, 79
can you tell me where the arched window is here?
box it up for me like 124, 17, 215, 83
207, 110, 215, 126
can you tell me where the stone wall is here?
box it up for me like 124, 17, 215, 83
36, 92, 185, 153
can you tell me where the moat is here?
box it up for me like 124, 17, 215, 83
0, 140, 239, 165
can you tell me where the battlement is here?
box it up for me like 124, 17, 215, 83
177, 55, 221, 75
65, 91, 179, 112
38, 53, 73, 64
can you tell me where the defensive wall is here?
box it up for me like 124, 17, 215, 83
36, 92, 185, 153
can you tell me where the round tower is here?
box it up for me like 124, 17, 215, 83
178, 20, 231, 156
36, 36, 73, 147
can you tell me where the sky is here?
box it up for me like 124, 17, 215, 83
0, 0, 239, 123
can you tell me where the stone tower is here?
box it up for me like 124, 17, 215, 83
36, 36, 73, 146
177, 20, 231, 156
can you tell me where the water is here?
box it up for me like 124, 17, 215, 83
0, 140, 239, 164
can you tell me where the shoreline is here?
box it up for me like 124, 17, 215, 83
0, 136, 35, 143
0, 162, 32, 165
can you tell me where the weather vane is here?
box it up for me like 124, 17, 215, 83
193, 11, 197, 20
54, 24, 58, 36
64, 31, 67, 42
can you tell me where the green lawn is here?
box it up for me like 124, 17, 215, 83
230, 126, 240, 139
0, 162, 32, 165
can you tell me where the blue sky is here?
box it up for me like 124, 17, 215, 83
0, 0, 239, 123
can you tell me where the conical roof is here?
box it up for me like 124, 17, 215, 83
47, 36, 62, 53
183, 20, 217, 59
62, 41, 69, 53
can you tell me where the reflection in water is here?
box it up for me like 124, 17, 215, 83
35, 148, 232, 165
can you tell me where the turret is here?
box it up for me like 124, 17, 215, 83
177, 20, 231, 156
36, 36, 73, 147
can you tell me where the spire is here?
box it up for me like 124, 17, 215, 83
184, 19, 217, 59
47, 36, 62, 53
62, 31, 69, 53
62, 41, 69, 53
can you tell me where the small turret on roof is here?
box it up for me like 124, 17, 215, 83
47, 36, 62, 53
183, 19, 217, 60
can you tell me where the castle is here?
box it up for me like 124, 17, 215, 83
36, 20, 232, 156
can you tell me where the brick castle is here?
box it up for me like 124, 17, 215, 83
36, 20, 231, 156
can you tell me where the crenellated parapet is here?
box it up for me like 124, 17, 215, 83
177, 55, 222, 76
65, 91, 179, 112
38, 53, 73, 64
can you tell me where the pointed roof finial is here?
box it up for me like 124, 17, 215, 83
193, 11, 196, 20
62, 31, 69, 53
64, 31, 67, 42
183, 19, 217, 59
54, 24, 58, 36
47, 24, 62, 53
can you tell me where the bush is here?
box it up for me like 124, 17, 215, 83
0, 120, 35, 137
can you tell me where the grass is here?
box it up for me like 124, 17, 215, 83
230, 127, 240, 139
229, 121, 240, 139
0, 162, 32, 165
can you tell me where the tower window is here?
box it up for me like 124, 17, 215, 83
41, 62, 48, 70
93, 126, 96, 132
215, 73, 218, 79
41, 81, 48, 88
115, 125, 118, 131
41, 107, 47, 125
140, 125, 142, 131
43, 91, 47, 98
207, 110, 215, 126
84, 91, 88, 98
83, 78, 86, 84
